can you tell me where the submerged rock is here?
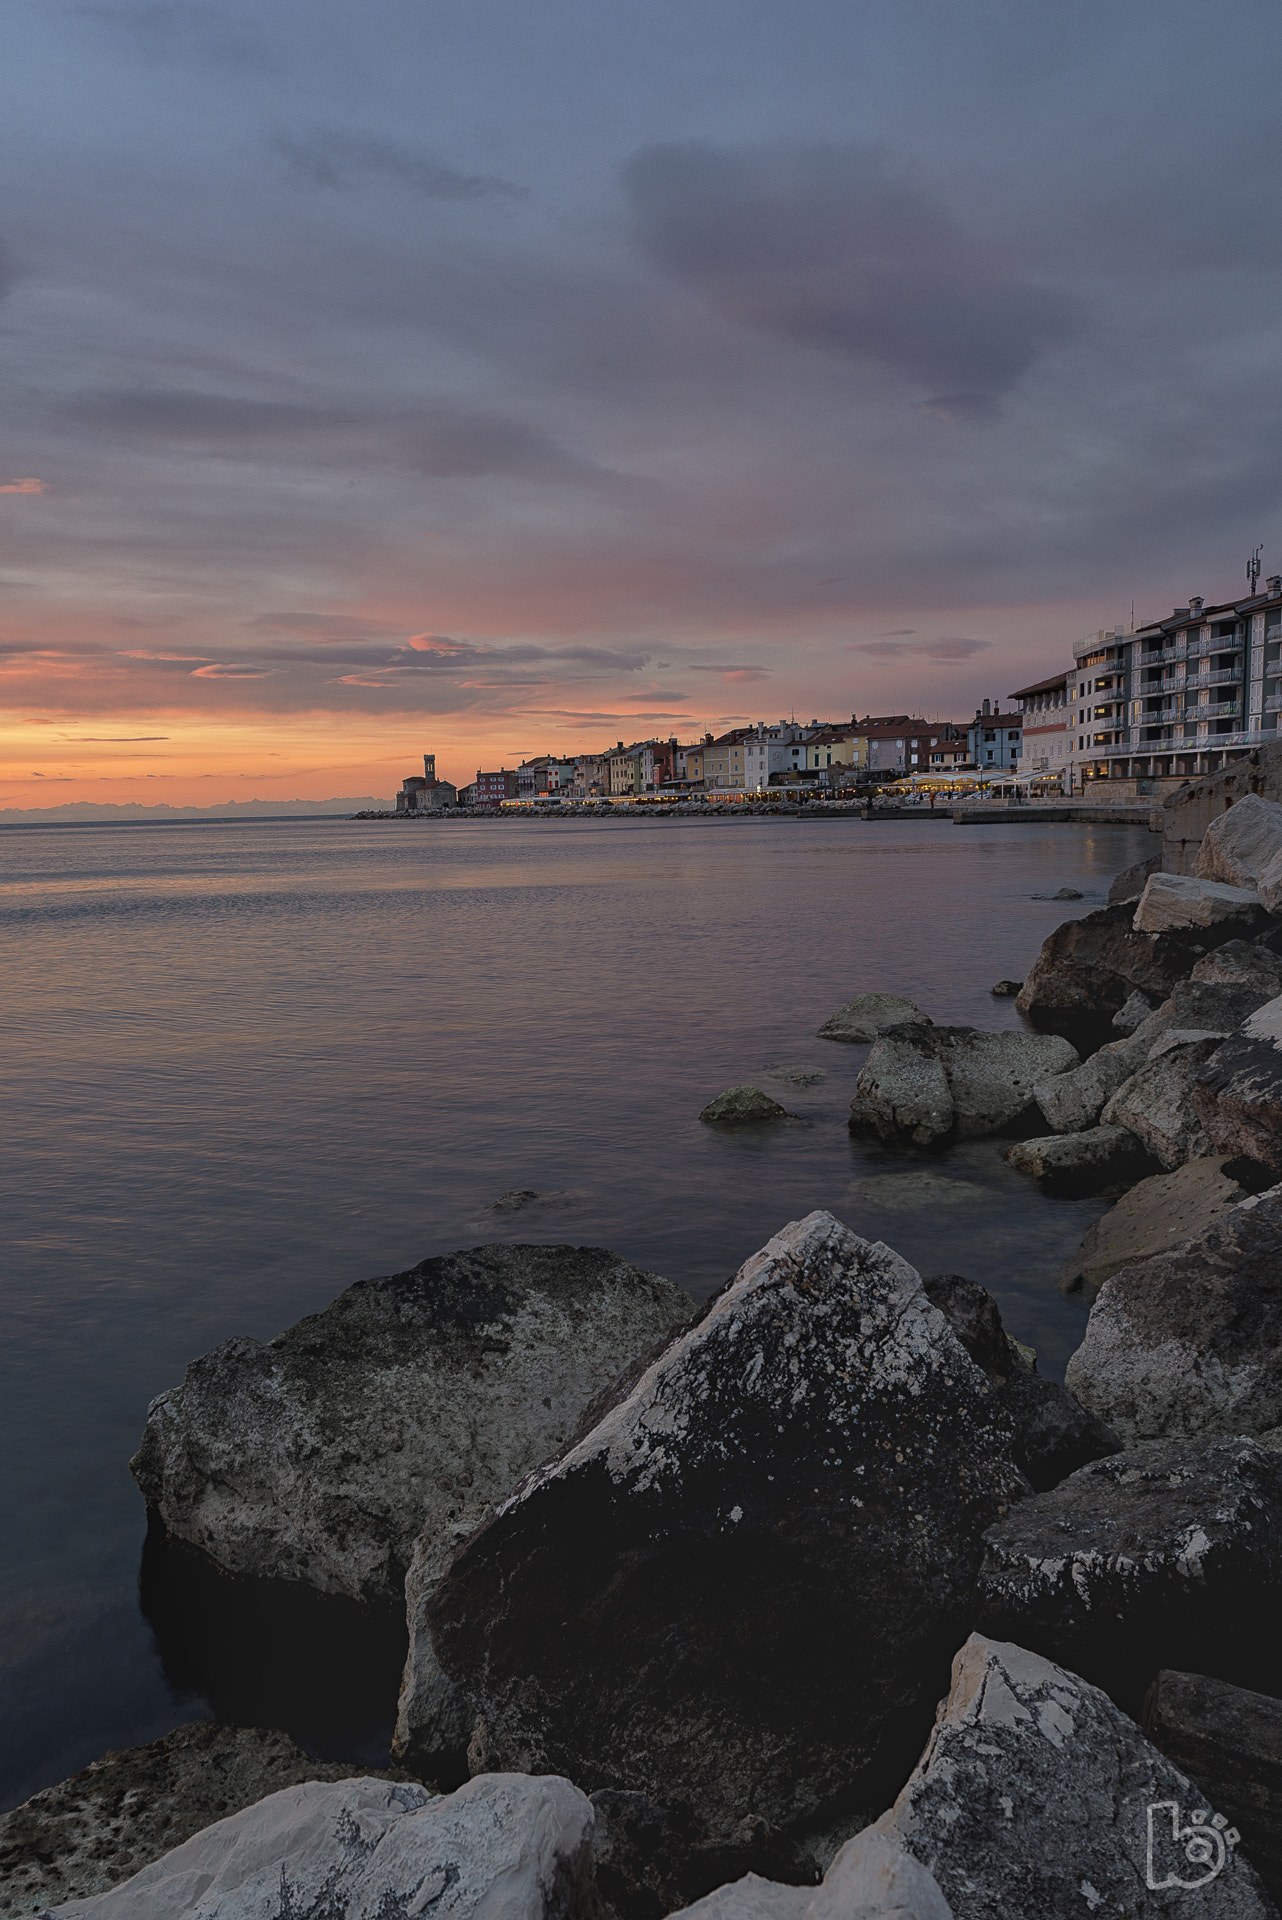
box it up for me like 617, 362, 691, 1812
1144, 1669, 1282, 1905
425, 1212, 1028, 1837
848, 1025, 1078, 1148
699, 1086, 789, 1124
1004, 1124, 1159, 1196
1193, 992, 1282, 1174
814, 993, 930, 1042
38, 1772, 596, 1920
977, 1438, 1282, 1712
1063, 1184, 1282, 1437
989, 978, 1022, 996
1193, 791, 1282, 887
130, 1244, 694, 1605
1134, 870, 1265, 934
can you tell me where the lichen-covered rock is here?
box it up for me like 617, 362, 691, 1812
1143, 1669, 1282, 1906
668, 1637, 1276, 1920
1134, 870, 1265, 934
1003, 1125, 1159, 1196
130, 1245, 694, 1604
699, 1087, 789, 1124
1193, 993, 1282, 1174
0, 1724, 395, 1920
1063, 1185, 1282, 1437
1100, 1033, 1224, 1168
39, 1772, 596, 1920
426, 1213, 1029, 1837
815, 993, 930, 1042
848, 1026, 1078, 1148
977, 1440, 1282, 1712
1054, 1154, 1248, 1297
1193, 791, 1282, 887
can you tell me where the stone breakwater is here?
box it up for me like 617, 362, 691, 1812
9, 775, 1282, 1918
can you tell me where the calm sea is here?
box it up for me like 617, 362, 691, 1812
0, 811, 1153, 1810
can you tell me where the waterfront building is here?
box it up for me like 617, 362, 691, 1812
473, 768, 520, 803
967, 701, 1022, 775
860, 717, 968, 779
702, 729, 751, 790
395, 752, 458, 812
1010, 673, 1071, 780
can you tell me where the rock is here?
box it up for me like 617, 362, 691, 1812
130, 1244, 694, 1605
764, 1066, 826, 1087
1165, 971, 1282, 1031
1055, 1154, 1247, 1297
669, 1637, 1276, 1920
1004, 1125, 1159, 1197
1100, 1033, 1224, 1168
488, 1188, 541, 1211
699, 1086, 789, 1124
1032, 1031, 1149, 1133
1063, 1183, 1282, 1437
0, 1723, 397, 1919
38, 1772, 596, 1920
1192, 938, 1282, 992
588, 1793, 817, 1920
1111, 987, 1157, 1031
425, 1212, 1029, 1836
977, 1439, 1282, 1714
989, 978, 1022, 996
921, 1272, 1120, 1491
1030, 886, 1082, 899
848, 1026, 1078, 1149
1193, 993, 1282, 1175
1144, 1669, 1282, 1905
1133, 870, 1264, 934
815, 993, 931, 1043
1107, 852, 1160, 905
1260, 845, 1282, 914
1193, 790, 1282, 886
1161, 746, 1282, 875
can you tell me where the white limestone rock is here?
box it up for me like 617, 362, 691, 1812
1193, 791, 1282, 887
1133, 870, 1262, 934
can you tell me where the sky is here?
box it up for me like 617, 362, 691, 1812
2, 0, 1281, 806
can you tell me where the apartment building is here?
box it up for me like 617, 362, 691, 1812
1010, 672, 1071, 777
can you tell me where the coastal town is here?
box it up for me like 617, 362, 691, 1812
391, 578, 1282, 812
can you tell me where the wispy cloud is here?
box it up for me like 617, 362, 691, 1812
0, 478, 46, 494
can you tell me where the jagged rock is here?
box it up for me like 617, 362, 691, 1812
1193, 993, 1282, 1174
1193, 791, 1282, 887
1134, 870, 1264, 934
1033, 1031, 1151, 1133
588, 1793, 817, 1920
977, 1439, 1282, 1712
1112, 987, 1158, 1031
989, 978, 1022, 996
815, 993, 930, 1042
1100, 1033, 1224, 1168
921, 1272, 1119, 1491
1004, 1125, 1159, 1197
425, 1213, 1029, 1836
1055, 1154, 1247, 1297
39, 1772, 596, 1920
1165, 972, 1282, 1031
130, 1245, 694, 1604
1063, 1185, 1282, 1437
1144, 1669, 1282, 1905
668, 1637, 1275, 1920
1107, 852, 1160, 905
699, 1087, 789, 1124
1192, 938, 1282, 992
0, 1724, 395, 1919
848, 1026, 1078, 1148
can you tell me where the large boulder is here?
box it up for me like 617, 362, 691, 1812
0, 1724, 394, 1919
1099, 1032, 1224, 1168
1054, 1154, 1248, 1296
1134, 870, 1265, 934
1191, 937, 1282, 992
130, 1245, 694, 1605
1144, 1669, 1282, 1906
39, 1772, 596, 1920
1161, 745, 1282, 874
667, 1637, 1276, 1920
977, 1439, 1282, 1712
1194, 993, 1282, 1175
814, 993, 930, 1042
424, 1213, 1029, 1837
1032, 1030, 1151, 1134
1003, 1125, 1160, 1197
1063, 1185, 1282, 1437
1193, 791, 1282, 887
848, 1026, 1078, 1149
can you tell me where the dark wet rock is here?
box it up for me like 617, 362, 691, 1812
918, 1272, 1010, 1377
814, 993, 930, 1042
699, 1086, 789, 1124
977, 1438, 1282, 1715
589, 1792, 817, 1920
426, 1212, 1029, 1837
130, 1244, 694, 1605
669, 1637, 1276, 1920
37, 1772, 597, 1920
1055, 1154, 1247, 1298
763, 1066, 826, 1087
0, 1723, 401, 1919
1064, 1185, 1282, 1437
1193, 993, 1282, 1175
1004, 1124, 1160, 1197
1144, 1669, 1282, 1905
989, 978, 1023, 996
1030, 885, 1082, 899
848, 1025, 1078, 1148
1108, 852, 1160, 905
1193, 790, 1282, 887
1100, 1032, 1224, 1168
488, 1188, 541, 1211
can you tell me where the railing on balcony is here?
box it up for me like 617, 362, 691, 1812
1184, 666, 1243, 689
1265, 693, 1282, 714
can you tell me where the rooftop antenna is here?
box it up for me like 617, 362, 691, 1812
1248, 545, 1264, 597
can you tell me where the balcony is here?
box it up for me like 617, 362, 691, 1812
1139, 644, 1179, 664
1184, 666, 1243, 689
1266, 693, 1282, 714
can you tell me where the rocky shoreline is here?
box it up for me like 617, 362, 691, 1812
7, 768, 1282, 1917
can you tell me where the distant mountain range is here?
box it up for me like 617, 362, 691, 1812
0, 798, 391, 824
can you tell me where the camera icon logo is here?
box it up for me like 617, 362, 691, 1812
1146, 1801, 1240, 1890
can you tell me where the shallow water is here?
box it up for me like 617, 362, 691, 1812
0, 810, 1154, 1809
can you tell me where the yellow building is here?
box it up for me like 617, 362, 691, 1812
702, 730, 747, 789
